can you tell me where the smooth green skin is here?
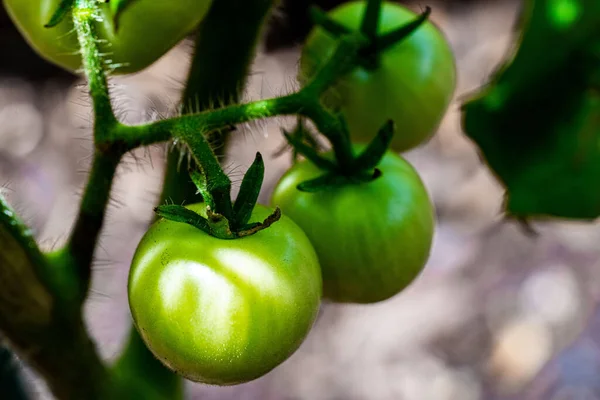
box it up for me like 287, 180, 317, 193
128, 204, 322, 386
3, 0, 213, 74
271, 148, 435, 303
299, 1, 456, 153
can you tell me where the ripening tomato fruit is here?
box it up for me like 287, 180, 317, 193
272, 147, 435, 303
128, 204, 322, 385
3, 0, 213, 74
299, 1, 456, 152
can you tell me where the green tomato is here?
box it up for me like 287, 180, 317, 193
299, 1, 456, 152
128, 203, 322, 386
271, 147, 435, 303
3, 0, 213, 74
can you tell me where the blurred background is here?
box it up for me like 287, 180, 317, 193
3, 0, 600, 399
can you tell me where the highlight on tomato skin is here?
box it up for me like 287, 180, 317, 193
299, 0, 457, 153
271, 146, 435, 304
2, 0, 213, 74
127, 203, 323, 386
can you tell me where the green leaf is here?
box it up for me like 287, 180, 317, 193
461, 0, 600, 220
44, 0, 75, 28
232, 152, 265, 228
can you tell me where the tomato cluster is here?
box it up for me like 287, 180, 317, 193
6, 0, 455, 389
126, 0, 451, 387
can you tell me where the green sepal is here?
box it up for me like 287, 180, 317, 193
360, 0, 383, 38
297, 173, 341, 193
189, 168, 215, 210
206, 209, 235, 239
44, 0, 75, 28
283, 131, 337, 171
296, 170, 376, 193
374, 6, 431, 52
309, 6, 352, 37
232, 152, 265, 228
236, 208, 282, 238
154, 205, 213, 235
155, 204, 241, 240
352, 120, 394, 172
273, 118, 323, 163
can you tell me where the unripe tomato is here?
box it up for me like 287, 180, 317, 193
3, 0, 213, 74
128, 203, 322, 385
299, 1, 456, 152
272, 147, 435, 303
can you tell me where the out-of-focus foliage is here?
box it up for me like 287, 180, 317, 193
462, 0, 600, 220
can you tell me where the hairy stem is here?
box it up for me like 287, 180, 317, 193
65, 0, 123, 302
72, 0, 117, 130
177, 129, 234, 218
117, 33, 364, 151
66, 151, 122, 300
181, 0, 275, 114
160, 0, 277, 207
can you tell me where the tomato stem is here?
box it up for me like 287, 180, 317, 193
159, 0, 277, 225
72, 0, 117, 132
66, 150, 122, 299
176, 128, 234, 220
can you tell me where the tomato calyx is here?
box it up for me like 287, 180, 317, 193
285, 119, 395, 193
154, 152, 281, 239
310, 1, 432, 71
273, 118, 325, 164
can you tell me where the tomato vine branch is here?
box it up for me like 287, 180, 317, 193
61, 0, 429, 298
0, 0, 442, 397
72, 0, 117, 131
118, 33, 365, 151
